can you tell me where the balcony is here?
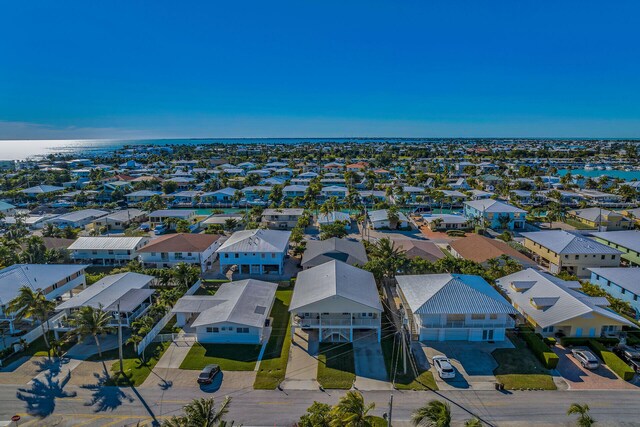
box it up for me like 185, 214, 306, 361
420, 318, 515, 329
293, 315, 379, 328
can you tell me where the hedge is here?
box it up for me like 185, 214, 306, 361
521, 332, 559, 369
588, 340, 635, 381
559, 337, 620, 347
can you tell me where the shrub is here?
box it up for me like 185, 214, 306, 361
521, 332, 559, 369
559, 337, 620, 347
588, 340, 635, 381
544, 337, 557, 347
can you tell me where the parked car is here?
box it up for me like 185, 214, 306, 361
614, 345, 640, 373
197, 364, 221, 384
432, 355, 455, 379
154, 224, 167, 235
139, 223, 150, 231
571, 349, 599, 370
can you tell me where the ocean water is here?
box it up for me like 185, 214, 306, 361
558, 169, 640, 180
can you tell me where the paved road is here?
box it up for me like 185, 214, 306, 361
3, 381, 640, 426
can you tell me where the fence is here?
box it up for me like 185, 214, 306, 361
136, 279, 202, 355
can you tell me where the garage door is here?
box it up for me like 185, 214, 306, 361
420, 328, 439, 341
444, 329, 469, 341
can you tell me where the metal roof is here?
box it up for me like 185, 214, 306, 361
216, 229, 290, 253
368, 209, 409, 223
50, 209, 108, 223
0, 264, 87, 306
148, 209, 195, 218
498, 268, 634, 329
301, 238, 368, 268
289, 260, 382, 312
173, 279, 278, 328
591, 231, 640, 254
396, 274, 516, 315
521, 230, 622, 255
56, 272, 155, 311
463, 199, 526, 213
588, 267, 640, 295
69, 236, 147, 251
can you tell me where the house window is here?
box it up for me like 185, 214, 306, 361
601, 255, 605, 260
489, 314, 498, 320
271, 253, 276, 258
471, 314, 485, 320
151, 252, 156, 256
224, 253, 229, 258
611, 255, 616, 260
261, 253, 266, 259
564, 255, 569, 259
237, 327, 249, 333
206, 327, 219, 333
542, 326, 554, 333
575, 255, 579, 260
234, 253, 239, 258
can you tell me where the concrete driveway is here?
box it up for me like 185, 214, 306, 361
280, 329, 319, 390
554, 345, 639, 390
420, 340, 513, 390
352, 331, 392, 391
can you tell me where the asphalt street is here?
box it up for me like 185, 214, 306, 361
1, 382, 640, 426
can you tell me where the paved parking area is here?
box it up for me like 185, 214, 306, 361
420, 340, 513, 390
554, 345, 639, 390
281, 329, 319, 390
353, 331, 392, 391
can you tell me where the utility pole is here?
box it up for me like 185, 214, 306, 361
387, 393, 393, 427
117, 301, 124, 374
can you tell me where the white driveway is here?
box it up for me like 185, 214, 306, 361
353, 331, 392, 391
280, 329, 319, 390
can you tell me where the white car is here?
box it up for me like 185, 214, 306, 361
572, 349, 599, 370
432, 355, 456, 379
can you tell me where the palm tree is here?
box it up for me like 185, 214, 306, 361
412, 400, 451, 427
69, 305, 114, 359
464, 418, 482, 427
567, 403, 595, 427
173, 262, 200, 289
163, 396, 231, 427
329, 391, 376, 427
6, 287, 56, 350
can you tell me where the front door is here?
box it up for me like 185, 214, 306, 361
482, 329, 494, 340
575, 327, 582, 337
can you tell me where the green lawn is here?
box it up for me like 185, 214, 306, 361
380, 320, 437, 391
180, 343, 261, 371
317, 343, 356, 389
492, 333, 556, 390
196, 280, 229, 295
562, 218, 596, 230
1, 332, 75, 367
109, 341, 170, 386
254, 288, 293, 389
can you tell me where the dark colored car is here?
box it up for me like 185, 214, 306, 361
614, 345, 640, 373
197, 364, 221, 384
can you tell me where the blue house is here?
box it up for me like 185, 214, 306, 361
216, 229, 291, 276
463, 199, 527, 231
589, 268, 640, 319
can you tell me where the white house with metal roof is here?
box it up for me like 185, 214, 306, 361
47, 209, 109, 228
463, 199, 527, 230
396, 274, 516, 342
498, 268, 635, 338
21, 185, 65, 198
92, 208, 147, 232
172, 279, 278, 344
368, 209, 409, 229
216, 229, 290, 275
54, 272, 156, 330
522, 230, 622, 278
0, 264, 87, 333
289, 260, 382, 342
69, 236, 149, 265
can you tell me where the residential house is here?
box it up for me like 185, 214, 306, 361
422, 214, 469, 230
393, 239, 444, 262
397, 274, 516, 341
200, 187, 237, 205
0, 201, 16, 216
21, 185, 65, 199
591, 231, 640, 266
125, 190, 162, 204
320, 186, 348, 200
0, 264, 87, 333
283, 185, 308, 199
47, 209, 109, 229
172, 279, 278, 344
216, 229, 291, 275
522, 230, 621, 278
301, 238, 368, 269
289, 260, 383, 342
169, 191, 203, 207
261, 208, 304, 230
92, 209, 147, 233
463, 199, 527, 231
317, 211, 351, 229
368, 209, 409, 229
566, 208, 633, 231
54, 272, 155, 330
449, 234, 537, 268
498, 268, 634, 337
148, 209, 197, 228
469, 190, 493, 200
577, 189, 624, 207
589, 268, 640, 319
138, 233, 223, 272
69, 236, 149, 266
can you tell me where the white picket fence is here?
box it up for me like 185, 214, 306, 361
136, 279, 202, 355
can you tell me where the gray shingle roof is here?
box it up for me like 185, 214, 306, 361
396, 274, 516, 315
521, 230, 622, 255
289, 260, 382, 312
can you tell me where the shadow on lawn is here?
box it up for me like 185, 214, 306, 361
16, 371, 77, 418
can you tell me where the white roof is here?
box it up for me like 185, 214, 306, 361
289, 260, 382, 312
21, 185, 64, 194
99, 209, 146, 222
56, 272, 155, 311
396, 274, 516, 315
497, 268, 634, 329
50, 209, 108, 223
172, 279, 278, 328
216, 229, 290, 253
317, 211, 351, 224
149, 209, 195, 218
464, 199, 526, 213
0, 264, 87, 306
68, 236, 147, 251
368, 209, 408, 223
521, 231, 622, 255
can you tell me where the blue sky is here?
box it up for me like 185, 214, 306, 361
1, 1, 639, 139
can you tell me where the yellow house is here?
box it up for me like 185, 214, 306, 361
521, 230, 621, 278
497, 268, 635, 337
567, 207, 633, 231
